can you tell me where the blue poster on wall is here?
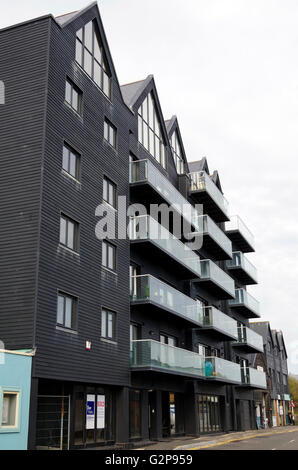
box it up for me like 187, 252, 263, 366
86, 394, 95, 429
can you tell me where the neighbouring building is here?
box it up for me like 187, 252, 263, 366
0, 2, 268, 449
0, 350, 34, 450
249, 322, 290, 427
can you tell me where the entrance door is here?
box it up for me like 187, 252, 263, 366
197, 395, 221, 433
36, 395, 70, 450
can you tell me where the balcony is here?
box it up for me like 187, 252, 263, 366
240, 367, 267, 389
205, 357, 242, 385
201, 306, 238, 341
226, 252, 258, 285
130, 340, 205, 379
195, 259, 235, 299
130, 275, 203, 327
130, 340, 241, 384
229, 288, 260, 319
225, 215, 255, 253
198, 215, 232, 260
129, 215, 201, 279
232, 326, 264, 353
130, 159, 202, 232
188, 171, 229, 222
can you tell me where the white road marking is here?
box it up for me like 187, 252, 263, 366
289, 439, 295, 443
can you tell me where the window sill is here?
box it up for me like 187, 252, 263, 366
103, 138, 118, 154
101, 266, 117, 276
64, 101, 83, 121
56, 326, 78, 335
0, 427, 20, 434
58, 244, 80, 257
100, 337, 117, 345
61, 170, 81, 187
102, 200, 117, 212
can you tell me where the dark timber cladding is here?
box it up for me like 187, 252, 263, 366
0, 1, 272, 449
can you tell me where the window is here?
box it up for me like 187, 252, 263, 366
170, 130, 184, 174
138, 92, 167, 169
103, 176, 117, 208
1, 392, 19, 428
60, 214, 79, 252
65, 78, 82, 114
57, 292, 77, 330
75, 21, 111, 98
62, 143, 80, 181
101, 309, 116, 340
160, 334, 177, 347
104, 119, 117, 148
102, 240, 116, 271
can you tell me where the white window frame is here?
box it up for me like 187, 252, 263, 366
0, 388, 21, 433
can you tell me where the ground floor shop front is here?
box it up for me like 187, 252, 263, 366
29, 376, 257, 449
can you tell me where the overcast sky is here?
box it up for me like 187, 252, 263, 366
1, 1, 298, 374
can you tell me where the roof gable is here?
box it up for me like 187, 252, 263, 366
188, 157, 210, 175
165, 116, 189, 174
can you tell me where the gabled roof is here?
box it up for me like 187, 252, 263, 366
188, 158, 209, 175
55, 2, 97, 28
249, 321, 274, 345
210, 170, 223, 192
165, 115, 189, 174
272, 329, 288, 357
121, 76, 152, 109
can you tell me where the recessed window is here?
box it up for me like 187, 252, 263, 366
1, 392, 19, 428
75, 21, 111, 99
65, 78, 82, 115
60, 214, 79, 252
170, 130, 184, 175
104, 119, 117, 148
57, 292, 77, 330
138, 92, 167, 169
103, 176, 117, 208
102, 240, 116, 271
101, 308, 116, 340
62, 143, 80, 181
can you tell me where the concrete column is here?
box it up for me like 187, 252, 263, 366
115, 387, 129, 444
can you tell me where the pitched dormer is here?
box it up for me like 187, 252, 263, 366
166, 116, 189, 176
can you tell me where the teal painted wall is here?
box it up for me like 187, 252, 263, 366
0, 351, 32, 450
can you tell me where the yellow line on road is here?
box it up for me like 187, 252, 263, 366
188, 428, 298, 450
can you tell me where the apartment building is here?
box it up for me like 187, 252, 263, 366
249, 322, 290, 427
0, 2, 266, 449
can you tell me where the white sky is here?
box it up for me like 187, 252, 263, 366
1, 1, 298, 373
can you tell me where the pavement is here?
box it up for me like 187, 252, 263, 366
134, 426, 298, 451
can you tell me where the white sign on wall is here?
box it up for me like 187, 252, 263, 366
97, 395, 105, 429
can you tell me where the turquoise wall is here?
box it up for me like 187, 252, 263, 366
0, 351, 32, 450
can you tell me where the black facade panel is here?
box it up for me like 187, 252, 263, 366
0, 18, 50, 349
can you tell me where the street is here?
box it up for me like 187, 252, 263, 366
201, 429, 298, 450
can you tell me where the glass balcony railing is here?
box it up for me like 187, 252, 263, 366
200, 259, 235, 298
229, 288, 260, 317
129, 215, 202, 278
205, 357, 241, 384
225, 215, 255, 252
202, 306, 238, 340
130, 340, 205, 378
130, 275, 203, 326
201, 215, 232, 258
236, 327, 263, 352
130, 159, 202, 232
226, 251, 258, 283
241, 367, 267, 389
188, 171, 229, 219
130, 340, 241, 383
